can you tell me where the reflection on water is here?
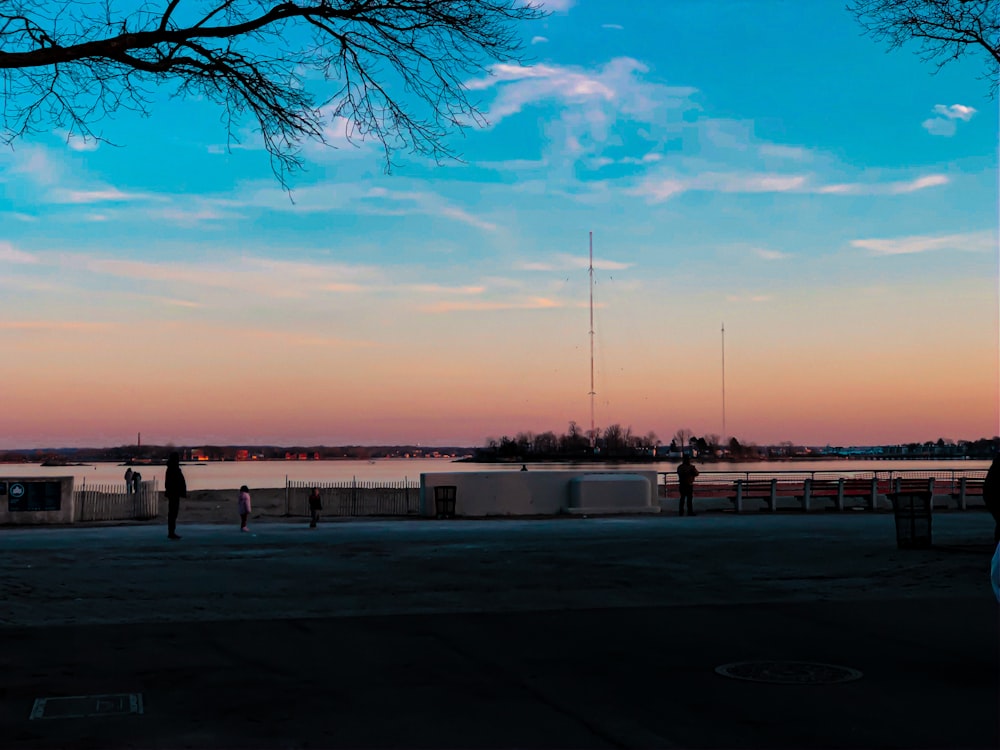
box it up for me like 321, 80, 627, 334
0, 457, 991, 491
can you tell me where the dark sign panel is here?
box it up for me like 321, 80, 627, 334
8, 481, 62, 512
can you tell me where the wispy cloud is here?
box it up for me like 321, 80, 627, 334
819, 174, 948, 195
725, 294, 772, 303
758, 143, 811, 161
518, 253, 632, 271
934, 104, 977, 120
228, 180, 497, 231
631, 171, 807, 202
146, 205, 246, 224
0, 320, 114, 331
531, 35, 549, 44
0, 242, 38, 264
49, 187, 159, 204
362, 187, 498, 231
754, 248, 790, 261
475, 157, 549, 171
602, 23, 624, 30
1, 145, 62, 186
62, 254, 383, 300
408, 284, 487, 295
420, 297, 572, 313
851, 230, 995, 256
466, 57, 698, 167
0, 211, 37, 222
57, 131, 100, 152
922, 103, 977, 137
534, 0, 575, 11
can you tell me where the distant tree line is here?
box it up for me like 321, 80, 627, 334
1, 434, 997, 464
0, 444, 475, 463
476, 425, 1000, 462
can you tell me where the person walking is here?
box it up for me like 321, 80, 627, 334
677, 454, 700, 517
124, 466, 134, 494
164, 452, 186, 540
983, 453, 1000, 545
308, 487, 322, 528
238, 485, 252, 532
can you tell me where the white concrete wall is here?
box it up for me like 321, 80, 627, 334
420, 470, 659, 517
0, 477, 75, 525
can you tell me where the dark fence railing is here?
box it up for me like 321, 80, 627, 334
658, 468, 987, 500
285, 479, 421, 517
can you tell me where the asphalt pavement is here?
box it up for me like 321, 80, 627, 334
1, 511, 997, 748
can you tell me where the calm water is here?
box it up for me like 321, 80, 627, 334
0, 458, 991, 491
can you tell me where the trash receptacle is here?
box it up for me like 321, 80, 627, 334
434, 485, 457, 519
887, 491, 932, 549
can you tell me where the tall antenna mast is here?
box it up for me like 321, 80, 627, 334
589, 231, 596, 448
721, 322, 726, 445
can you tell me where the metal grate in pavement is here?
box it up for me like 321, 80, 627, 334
30, 693, 143, 720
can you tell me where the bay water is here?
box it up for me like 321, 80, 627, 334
1, 457, 990, 491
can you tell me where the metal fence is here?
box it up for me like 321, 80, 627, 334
74, 479, 159, 522
285, 479, 421, 517
658, 468, 988, 500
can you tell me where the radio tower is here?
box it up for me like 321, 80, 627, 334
721, 323, 727, 444
588, 232, 596, 448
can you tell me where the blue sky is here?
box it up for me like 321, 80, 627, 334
0, 0, 997, 449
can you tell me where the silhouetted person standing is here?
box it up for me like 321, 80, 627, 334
984, 454, 1000, 545
677, 455, 699, 517
238, 485, 252, 532
164, 452, 186, 540
124, 466, 134, 494
308, 487, 322, 528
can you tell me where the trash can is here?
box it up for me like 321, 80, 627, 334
434, 485, 457, 519
887, 491, 932, 549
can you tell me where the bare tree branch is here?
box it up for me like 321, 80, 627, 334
848, 0, 999, 95
0, 1, 546, 185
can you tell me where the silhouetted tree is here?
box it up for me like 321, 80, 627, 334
0, 1, 545, 182
849, 0, 999, 94
728, 436, 743, 458
603, 423, 626, 453
534, 431, 558, 455
674, 428, 693, 450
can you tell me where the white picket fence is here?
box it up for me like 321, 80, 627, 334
74, 479, 159, 522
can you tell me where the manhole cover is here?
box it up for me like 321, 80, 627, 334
30, 693, 143, 720
715, 661, 862, 685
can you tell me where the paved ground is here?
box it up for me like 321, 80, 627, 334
1, 511, 998, 748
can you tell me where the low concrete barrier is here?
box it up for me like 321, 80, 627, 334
420, 470, 659, 517
567, 473, 657, 514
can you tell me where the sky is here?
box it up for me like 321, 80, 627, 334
1, 0, 997, 450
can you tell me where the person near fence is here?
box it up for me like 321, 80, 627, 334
984, 454, 1000, 545
132, 471, 142, 496
308, 487, 322, 528
164, 452, 186, 540
677, 454, 700, 516
124, 467, 134, 494
238, 485, 252, 532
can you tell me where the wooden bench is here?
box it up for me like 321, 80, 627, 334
729, 479, 779, 512
949, 477, 984, 510
797, 478, 878, 512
